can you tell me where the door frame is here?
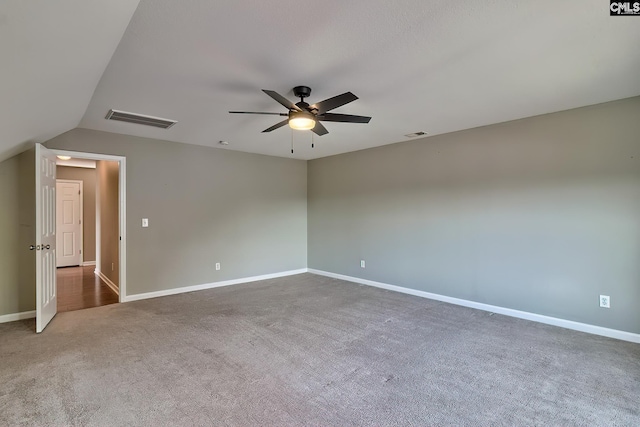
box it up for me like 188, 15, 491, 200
55, 179, 84, 267
51, 149, 127, 302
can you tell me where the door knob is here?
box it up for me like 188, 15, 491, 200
43, 244, 51, 250
29, 245, 36, 250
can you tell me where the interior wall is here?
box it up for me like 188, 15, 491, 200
308, 96, 640, 334
0, 149, 35, 317
45, 129, 308, 296
56, 166, 97, 262
96, 160, 120, 287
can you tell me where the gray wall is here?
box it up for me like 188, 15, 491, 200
96, 160, 120, 287
0, 149, 35, 316
46, 129, 307, 296
308, 97, 640, 334
56, 166, 97, 262
3, 98, 638, 337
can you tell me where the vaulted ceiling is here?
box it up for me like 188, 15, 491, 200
2, 0, 639, 162
0, 1, 139, 162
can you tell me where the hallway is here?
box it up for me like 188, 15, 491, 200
57, 265, 118, 312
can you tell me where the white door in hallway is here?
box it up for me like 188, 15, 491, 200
36, 144, 57, 333
56, 180, 82, 267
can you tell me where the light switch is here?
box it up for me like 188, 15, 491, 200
142, 218, 149, 227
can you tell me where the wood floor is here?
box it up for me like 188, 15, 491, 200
56, 265, 119, 312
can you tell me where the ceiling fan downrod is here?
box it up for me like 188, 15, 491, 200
293, 86, 312, 104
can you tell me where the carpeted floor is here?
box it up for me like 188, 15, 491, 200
1, 273, 638, 426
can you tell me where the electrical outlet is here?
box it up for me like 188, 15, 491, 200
215, 263, 220, 271
360, 260, 365, 268
142, 218, 149, 227
600, 295, 610, 308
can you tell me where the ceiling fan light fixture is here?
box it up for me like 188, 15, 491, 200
289, 111, 316, 130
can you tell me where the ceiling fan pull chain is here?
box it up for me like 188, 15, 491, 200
312, 131, 314, 148
291, 128, 294, 154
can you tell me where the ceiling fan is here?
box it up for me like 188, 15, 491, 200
229, 86, 371, 136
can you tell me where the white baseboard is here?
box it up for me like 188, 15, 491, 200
308, 269, 640, 344
0, 310, 36, 324
95, 269, 119, 296
82, 261, 96, 267
123, 268, 308, 303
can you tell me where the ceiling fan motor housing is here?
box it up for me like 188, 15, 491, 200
293, 85, 312, 100
296, 101, 311, 110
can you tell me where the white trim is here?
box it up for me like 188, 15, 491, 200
55, 179, 83, 267
52, 149, 127, 303
82, 261, 96, 266
123, 269, 308, 302
308, 269, 640, 344
120, 157, 127, 302
95, 269, 119, 296
0, 310, 36, 324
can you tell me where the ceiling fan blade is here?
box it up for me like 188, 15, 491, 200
311, 92, 358, 113
311, 121, 329, 136
319, 113, 371, 123
262, 90, 302, 111
229, 111, 288, 116
262, 119, 289, 133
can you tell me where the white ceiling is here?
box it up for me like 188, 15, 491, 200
3, 1, 640, 162
0, 1, 139, 163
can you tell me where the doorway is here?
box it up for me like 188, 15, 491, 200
55, 157, 121, 312
35, 144, 127, 332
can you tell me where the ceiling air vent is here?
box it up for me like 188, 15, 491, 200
105, 109, 177, 129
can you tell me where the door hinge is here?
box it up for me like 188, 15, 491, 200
79, 219, 82, 224
78, 190, 80, 195
79, 250, 82, 254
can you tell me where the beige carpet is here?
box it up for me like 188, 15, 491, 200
1, 273, 639, 426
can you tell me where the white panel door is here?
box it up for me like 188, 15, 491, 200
56, 180, 82, 267
36, 144, 57, 333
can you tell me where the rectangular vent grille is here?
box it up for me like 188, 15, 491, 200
105, 109, 177, 129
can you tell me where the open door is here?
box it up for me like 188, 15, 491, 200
35, 143, 57, 333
